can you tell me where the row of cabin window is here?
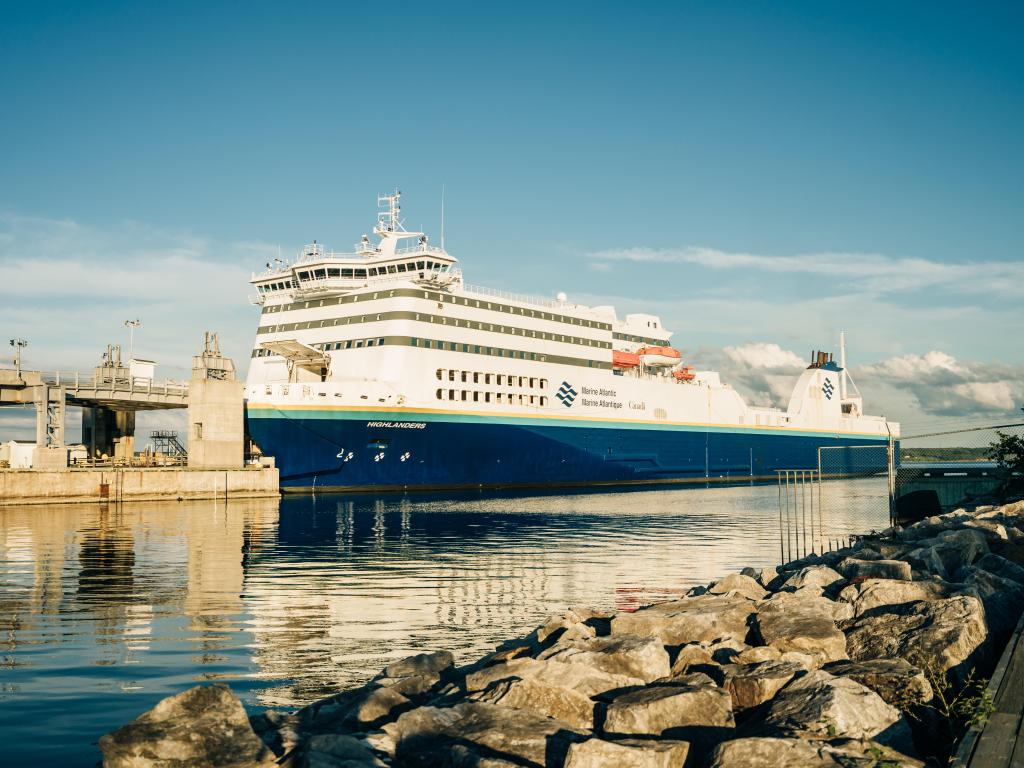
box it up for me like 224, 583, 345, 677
296, 261, 451, 282
436, 389, 548, 406
260, 313, 610, 348
436, 369, 548, 389
258, 280, 297, 293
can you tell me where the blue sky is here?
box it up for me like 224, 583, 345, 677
1, 1, 1022, 438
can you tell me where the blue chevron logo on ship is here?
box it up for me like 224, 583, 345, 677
556, 381, 578, 408
823, 379, 835, 400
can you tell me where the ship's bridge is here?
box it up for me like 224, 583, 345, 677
249, 191, 459, 303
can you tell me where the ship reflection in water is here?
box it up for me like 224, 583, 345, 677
0, 482, 889, 766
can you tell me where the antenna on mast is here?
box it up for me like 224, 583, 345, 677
440, 184, 446, 251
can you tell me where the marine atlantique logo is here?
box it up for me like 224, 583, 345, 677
822, 378, 835, 400
556, 381, 578, 408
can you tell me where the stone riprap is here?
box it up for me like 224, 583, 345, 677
101, 499, 1024, 768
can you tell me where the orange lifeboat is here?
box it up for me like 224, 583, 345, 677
637, 346, 682, 367
673, 366, 695, 382
612, 350, 641, 368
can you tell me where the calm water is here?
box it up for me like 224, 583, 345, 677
0, 482, 889, 766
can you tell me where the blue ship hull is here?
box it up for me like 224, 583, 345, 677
246, 407, 890, 492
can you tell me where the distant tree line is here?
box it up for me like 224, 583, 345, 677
900, 447, 991, 462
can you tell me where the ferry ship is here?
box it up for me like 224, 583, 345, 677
244, 192, 897, 492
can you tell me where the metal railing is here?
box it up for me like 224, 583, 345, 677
41, 372, 189, 398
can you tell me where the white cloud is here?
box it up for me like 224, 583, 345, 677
723, 342, 805, 370
588, 245, 1024, 298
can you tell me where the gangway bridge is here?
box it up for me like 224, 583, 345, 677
0, 334, 241, 468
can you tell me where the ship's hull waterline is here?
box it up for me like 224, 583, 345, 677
246, 406, 890, 492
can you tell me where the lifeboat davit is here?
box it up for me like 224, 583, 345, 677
612, 350, 641, 368
637, 346, 682, 367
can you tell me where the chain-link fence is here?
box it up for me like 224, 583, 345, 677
775, 422, 1023, 565
894, 422, 1024, 522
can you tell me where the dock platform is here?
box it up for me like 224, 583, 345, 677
955, 609, 1024, 767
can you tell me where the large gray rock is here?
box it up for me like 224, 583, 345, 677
753, 593, 848, 665
734, 645, 782, 664
536, 610, 597, 644
99, 684, 277, 768
301, 734, 386, 768
383, 650, 454, 680
603, 682, 734, 737
611, 594, 756, 646
972, 552, 1024, 586
539, 633, 671, 682
822, 658, 933, 706
837, 557, 912, 581
472, 676, 596, 729
392, 701, 587, 767
843, 595, 988, 683
720, 661, 803, 710
708, 736, 924, 767
775, 565, 845, 595
906, 529, 989, 579
464, 657, 643, 697
563, 738, 690, 768
300, 685, 411, 732
837, 578, 959, 617
670, 643, 713, 674
740, 566, 779, 588
708, 573, 768, 601
957, 566, 1024, 639
763, 670, 914, 752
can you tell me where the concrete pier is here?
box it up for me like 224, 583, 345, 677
0, 465, 279, 505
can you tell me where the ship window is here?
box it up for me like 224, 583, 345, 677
387, 265, 397, 274
529, 395, 536, 405
369, 268, 378, 276
485, 373, 492, 384
341, 269, 354, 278
436, 388, 443, 400
356, 269, 367, 278
355, 340, 364, 348
474, 345, 481, 354
461, 371, 468, 383
448, 389, 455, 400
328, 268, 340, 277
410, 338, 418, 347
529, 377, 536, 388
473, 392, 479, 402
461, 390, 468, 401
416, 261, 425, 269
314, 269, 326, 279
298, 271, 309, 279
397, 263, 407, 272
426, 261, 434, 269
436, 368, 444, 380
540, 379, 548, 388
448, 370, 455, 381
463, 343, 470, 352
540, 397, 547, 406
484, 392, 491, 403
344, 341, 352, 349
518, 395, 524, 405
366, 339, 375, 347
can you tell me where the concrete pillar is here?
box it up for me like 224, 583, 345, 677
82, 406, 135, 461
33, 384, 68, 468
187, 378, 244, 469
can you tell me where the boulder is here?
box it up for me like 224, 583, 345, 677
563, 738, 690, 768
611, 594, 756, 646
537, 610, 596, 644
837, 578, 959, 617
670, 643, 713, 674
383, 650, 454, 680
972, 552, 1024, 586
464, 657, 643, 698
906, 530, 989, 579
539, 633, 670, 682
763, 670, 914, 752
734, 646, 781, 664
301, 685, 412, 732
720, 661, 803, 710
302, 734, 386, 768
708, 573, 768, 601
775, 565, 845, 595
708, 736, 924, 767
603, 682, 734, 738
842, 595, 988, 683
392, 701, 586, 767
740, 566, 779, 588
99, 684, 277, 768
957, 566, 1024, 639
837, 557, 912, 581
822, 658, 932, 706
964, 519, 1010, 542
753, 593, 848, 665
472, 676, 596, 729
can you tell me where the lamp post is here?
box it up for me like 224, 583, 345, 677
9, 338, 27, 379
124, 319, 141, 361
